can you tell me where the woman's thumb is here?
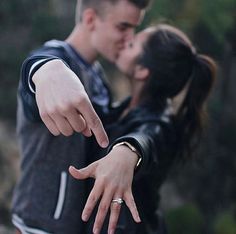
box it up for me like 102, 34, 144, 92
69, 165, 94, 180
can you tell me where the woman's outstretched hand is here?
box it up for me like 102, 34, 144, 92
69, 145, 141, 234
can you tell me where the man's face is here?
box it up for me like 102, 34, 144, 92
91, 0, 145, 63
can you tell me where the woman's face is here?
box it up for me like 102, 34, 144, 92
115, 30, 150, 77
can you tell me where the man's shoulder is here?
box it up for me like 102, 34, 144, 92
43, 39, 65, 48
29, 40, 67, 57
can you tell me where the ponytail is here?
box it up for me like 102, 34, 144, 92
136, 23, 217, 159
176, 54, 217, 158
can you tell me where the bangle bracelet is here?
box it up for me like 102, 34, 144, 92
112, 141, 142, 169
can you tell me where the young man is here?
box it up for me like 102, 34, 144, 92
12, 0, 150, 233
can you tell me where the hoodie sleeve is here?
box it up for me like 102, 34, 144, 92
18, 46, 69, 121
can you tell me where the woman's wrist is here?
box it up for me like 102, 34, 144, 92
112, 141, 142, 169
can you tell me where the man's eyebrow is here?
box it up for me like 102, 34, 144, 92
119, 22, 138, 28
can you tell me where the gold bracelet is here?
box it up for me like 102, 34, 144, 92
112, 141, 142, 169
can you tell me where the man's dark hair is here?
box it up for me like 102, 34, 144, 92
126, 0, 151, 9
76, 0, 151, 23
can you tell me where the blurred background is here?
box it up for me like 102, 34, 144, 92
0, 0, 235, 233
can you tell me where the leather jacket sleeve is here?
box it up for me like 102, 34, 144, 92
107, 110, 177, 178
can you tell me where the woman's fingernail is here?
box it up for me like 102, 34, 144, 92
109, 230, 114, 234
93, 228, 99, 234
82, 214, 88, 221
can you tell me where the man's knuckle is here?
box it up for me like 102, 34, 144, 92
58, 104, 71, 115
63, 129, 73, 136
47, 108, 58, 117
90, 116, 101, 129
51, 130, 60, 136
73, 95, 87, 106
40, 111, 48, 120
75, 122, 86, 132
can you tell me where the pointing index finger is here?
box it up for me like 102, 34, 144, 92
77, 97, 109, 148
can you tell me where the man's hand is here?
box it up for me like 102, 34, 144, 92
32, 59, 109, 148
69, 146, 141, 234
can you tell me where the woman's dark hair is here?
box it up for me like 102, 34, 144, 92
138, 24, 216, 158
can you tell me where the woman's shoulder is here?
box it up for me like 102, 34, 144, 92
127, 103, 174, 124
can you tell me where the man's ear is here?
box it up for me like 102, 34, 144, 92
82, 8, 97, 30
134, 65, 149, 80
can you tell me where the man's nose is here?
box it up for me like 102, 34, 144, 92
124, 29, 135, 42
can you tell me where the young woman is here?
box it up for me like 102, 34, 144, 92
69, 24, 216, 234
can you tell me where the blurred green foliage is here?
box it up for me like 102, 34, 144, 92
166, 204, 204, 234
0, 0, 74, 121
147, 0, 235, 56
213, 211, 236, 234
